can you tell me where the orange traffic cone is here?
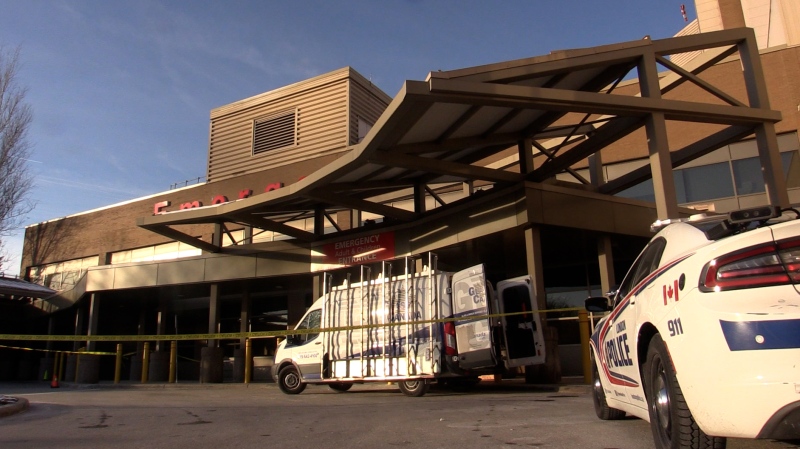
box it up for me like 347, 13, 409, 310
50, 372, 59, 389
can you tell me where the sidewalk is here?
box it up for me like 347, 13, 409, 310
0, 376, 591, 418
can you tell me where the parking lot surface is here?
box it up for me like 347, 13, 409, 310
0, 380, 798, 449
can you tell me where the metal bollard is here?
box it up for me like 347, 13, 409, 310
141, 342, 150, 383
244, 338, 252, 384
58, 351, 65, 381
169, 341, 177, 383
578, 310, 591, 384
114, 344, 122, 384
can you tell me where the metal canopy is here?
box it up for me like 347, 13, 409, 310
137, 28, 785, 251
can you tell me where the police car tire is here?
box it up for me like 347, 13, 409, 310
398, 380, 429, 397
591, 352, 625, 420
645, 335, 726, 449
278, 366, 306, 395
328, 382, 353, 392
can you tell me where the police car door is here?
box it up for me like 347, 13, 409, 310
601, 237, 667, 406
451, 264, 496, 369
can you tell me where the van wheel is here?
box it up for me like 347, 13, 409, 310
328, 382, 353, 392
645, 335, 726, 449
277, 366, 306, 395
591, 353, 625, 420
398, 380, 429, 397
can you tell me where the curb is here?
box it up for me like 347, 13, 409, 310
0, 397, 29, 418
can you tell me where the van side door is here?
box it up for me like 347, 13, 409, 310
451, 264, 496, 369
286, 309, 322, 380
496, 276, 545, 367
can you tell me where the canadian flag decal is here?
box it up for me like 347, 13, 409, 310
663, 279, 680, 305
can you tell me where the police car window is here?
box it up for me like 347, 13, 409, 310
616, 237, 667, 300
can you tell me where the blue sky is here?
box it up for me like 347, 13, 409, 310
0, 0, 695, 275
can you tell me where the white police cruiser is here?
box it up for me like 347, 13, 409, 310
586, 206, 800, 449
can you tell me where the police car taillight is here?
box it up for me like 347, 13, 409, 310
443, 321, 457, 356
700, 238, 800, 291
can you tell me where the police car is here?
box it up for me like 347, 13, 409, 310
585, 205, 800, 449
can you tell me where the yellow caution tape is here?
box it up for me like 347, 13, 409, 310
0, 307, 585, 343
0, 344, 116, 356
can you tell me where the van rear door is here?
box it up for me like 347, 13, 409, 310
451, 264, 496, 370
496, 276, 545, 367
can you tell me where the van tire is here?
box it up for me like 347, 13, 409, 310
328, 382, 353, 392
277, 366, 306, 395
398, 380, 429, 397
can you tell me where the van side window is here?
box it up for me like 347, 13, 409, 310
295, 309, 321, 344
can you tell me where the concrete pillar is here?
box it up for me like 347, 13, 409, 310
639, 49, 679, 220
64, 354, 77, 382
208, 284, 220, 348
156, 297, 168, 352
233, 348, 245, 383
738, 35, 791, 209
597, 235, 616, 295
130, 310, 147, 381
200, 283, 223, 383
72, 305, 85, 352
200, 347, 224, 383
148, 351, 170, 382
86, 293, 100, 352
523, 226, 561, 384
234, 288, 251, 382
76, 354, 100, 384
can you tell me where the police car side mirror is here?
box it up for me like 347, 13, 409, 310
585, 296, 612, 313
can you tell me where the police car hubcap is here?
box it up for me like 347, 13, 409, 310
654, 367, 671, 433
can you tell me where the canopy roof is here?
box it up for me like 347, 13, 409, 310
138, 28, 783, 251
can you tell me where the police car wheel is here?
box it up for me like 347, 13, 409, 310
328, 382, 353, 392
278, 366, 306, 395
591, 352, 625, 420
398, 380, 429, 397
645, 335, 726, 449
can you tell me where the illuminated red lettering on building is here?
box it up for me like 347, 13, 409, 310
153, 178, 298, 214
154, 201, 170, 215
180, 201, 202, 210
265, 182, 283, 192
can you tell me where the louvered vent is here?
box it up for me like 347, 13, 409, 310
252, 110, 296, 155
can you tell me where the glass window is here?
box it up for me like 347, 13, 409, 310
617, 178, 655, 202
674, 162, 734, 203
732, 152, 800, 195
784, 151, 800, 188
294, 309, 321, 344
732, 156, 765, 195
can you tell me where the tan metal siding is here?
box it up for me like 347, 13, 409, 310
207, 73, 351, 182
349, 78, 390, 144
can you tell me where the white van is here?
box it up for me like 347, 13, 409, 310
273, 253, 545, 396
